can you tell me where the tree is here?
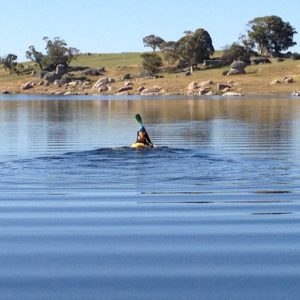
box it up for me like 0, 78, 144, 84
26, 45, 45, 70
43, 36, 79, 68
143, 35, 165, 51
2, 54, 18, 73
177, 28, 214, 68
25, 37, 79, 71
246, 15, 297, 56
177, 33, 197, 68
141, 52, 163, 76
239, 34, 256, 53
160, 41, 179, 65
192, 29, 215, 63
221, 43, 252, 65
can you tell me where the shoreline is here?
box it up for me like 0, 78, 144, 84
1, 91, 299, 98
1, 80, 299, 97
1, 57, 300, 97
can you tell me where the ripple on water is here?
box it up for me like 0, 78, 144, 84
1, 97, 300, 300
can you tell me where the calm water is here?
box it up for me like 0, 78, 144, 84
0, 94, 300, 300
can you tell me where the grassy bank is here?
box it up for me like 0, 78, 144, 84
72, 52, 142, 68
1, 52, 300, 95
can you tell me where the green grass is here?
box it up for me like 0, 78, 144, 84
71, 51, 224, 69
211, 50, 223, 58
0, 66, 30, 82
71, 52, 143, 68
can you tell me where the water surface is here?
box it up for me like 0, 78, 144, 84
0, 95, 300, 300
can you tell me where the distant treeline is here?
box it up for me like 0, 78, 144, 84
1, 15, 299, 76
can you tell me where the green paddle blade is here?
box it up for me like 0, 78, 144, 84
135, 114, 143, 125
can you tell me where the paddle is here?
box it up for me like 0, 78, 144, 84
135, 113, 144, 126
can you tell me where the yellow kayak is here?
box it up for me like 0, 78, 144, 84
131, 142, 151, 149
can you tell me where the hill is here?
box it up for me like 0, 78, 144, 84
1, 52, 300, 96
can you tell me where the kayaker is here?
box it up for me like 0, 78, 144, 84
136, 125, 153, 147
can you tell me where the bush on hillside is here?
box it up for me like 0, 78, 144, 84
141, 52, 163, 76
1, 54, 18, 73
221, 43, 252, 65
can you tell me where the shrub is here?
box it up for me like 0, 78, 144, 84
222, 43, 251, 65
140, 52, 163, 76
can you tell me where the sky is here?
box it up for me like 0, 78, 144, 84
1, 0, 300, 61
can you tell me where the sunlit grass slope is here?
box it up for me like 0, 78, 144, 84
1, 52, 300, 95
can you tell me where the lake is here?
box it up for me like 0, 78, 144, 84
0, 94, 300, 300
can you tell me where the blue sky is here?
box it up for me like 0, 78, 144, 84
1, 0, 300, 61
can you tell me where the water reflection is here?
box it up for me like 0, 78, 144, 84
0, 96, 299, 159
0, 96, 298, 122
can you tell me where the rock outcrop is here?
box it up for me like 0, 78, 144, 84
116, 86, 132, 93
282, 76, 294, 84
140, 86, 163, 96
44, 71, 60, 83
124, 81, 133, 87
21, 82, 34, 90
92, 77, 115, 89
226, 60, 247, 76
250, 57, 271, 65
227, 69, 246, 75
222, 92, 243, 96
93, 77, 109, 89
56, 64, 68, 76
115, 91, 131, 96
187, 80, 213, 95
291, 91, 300, 96
270, 76, 295, 85
36, 70, 48, 79
218, 83, 232, 91
82, 68, 103, 76
230, 61, 247, 70
198, 80, 213, 87
187, 81, 198, 91
270, 79, 281, 85
198, 87, 212, 95
122, 73, 131, 80
98, 85, 108, 92
137, 86, 145, 92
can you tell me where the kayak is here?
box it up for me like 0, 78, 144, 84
131, 142, 151, 149
131, 143, 158, 149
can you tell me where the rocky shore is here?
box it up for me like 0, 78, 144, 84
1, 59, 300, 97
